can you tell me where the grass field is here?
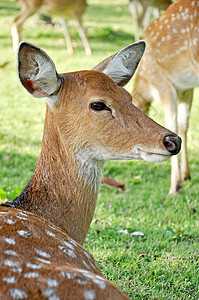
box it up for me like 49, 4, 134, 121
0, 0, 199, 298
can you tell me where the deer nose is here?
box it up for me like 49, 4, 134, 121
163, 135, 181, 155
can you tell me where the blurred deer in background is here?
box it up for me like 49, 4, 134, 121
129, 0, 172, 40
11, 0, 92, 55
132, 0, 198, 194
0, 41, 181, 299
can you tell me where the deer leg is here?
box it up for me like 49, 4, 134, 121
11, 4, 37, 52
178, 89, 193, 181
129, 0, 140, 40
161, 89, 181, 194
61, 18, 74, 55
143, 6, 152, 28
153, 7, 160, 19
75, 17, 92, 56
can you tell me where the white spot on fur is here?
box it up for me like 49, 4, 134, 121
84, 251, 91, 260
95, 275, 106, 281
92, 278, 106, 289
68, 238, 77, 247
43, 288, 60, 300
76, 277, 89, 285
63, 241, 74, 250
24, 272, 39, 278
6, 219, 15, 224
60, 271, 75, 279
36, 248, 50, 258
172, 28, 178, 34
90, 261, 97, 271
83, 260, 91, 270
3, 276, 16, 284
5, 250, 18, 257
35, 257, 51, 264
26, 263, 42, 269
5, 237, 15, 245
193, 38, 198, 46
84, 290, 96, 300
35, 249, 50, 258
18, 211, 28, 217
45, 230, 56, 237
59, 245, 76, 258
48, 224, 62, 233
3, 259, 18, 267
161, 36, 165, 42
17, 216, 27, 220
17, 230, 31, 238
46, 278, 58, 287
9, 288, 27, 299
11, 267, 22, 273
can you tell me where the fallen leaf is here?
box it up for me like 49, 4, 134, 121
130, 231, 144, 236
101, 177, 125, 190
118, 229, 128, 234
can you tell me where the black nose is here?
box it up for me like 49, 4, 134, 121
163, 135, 181, 155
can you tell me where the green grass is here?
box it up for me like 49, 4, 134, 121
0, 0, 199, 298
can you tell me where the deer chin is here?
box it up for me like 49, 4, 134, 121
138, 150, 171, 163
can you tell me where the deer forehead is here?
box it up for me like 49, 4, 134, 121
57, 71, 131, 107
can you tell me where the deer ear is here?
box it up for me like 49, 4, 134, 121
18, 42, 61, 104
93, 41, 146, 87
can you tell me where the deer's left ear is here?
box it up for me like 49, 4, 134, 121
93, 41, 146, 87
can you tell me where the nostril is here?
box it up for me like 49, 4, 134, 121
164, 135, 181, 155
164, 140, 176, 152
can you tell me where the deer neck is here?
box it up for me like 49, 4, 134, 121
9, 106, 104, 245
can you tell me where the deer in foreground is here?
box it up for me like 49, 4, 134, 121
128, 0, 172, 40
0, 41, 181, 299
11, 0, 92, 56
132, 0, 199, 194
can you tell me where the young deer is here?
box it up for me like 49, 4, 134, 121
132, 0, 199, 194
128, 0, 172, 40
0, 41, 181, 299
11, 0, 92, 56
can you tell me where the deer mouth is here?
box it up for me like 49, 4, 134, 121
138, 150, 171, 163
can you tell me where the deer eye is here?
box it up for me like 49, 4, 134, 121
90, 101, 110, 111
